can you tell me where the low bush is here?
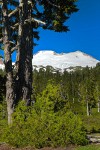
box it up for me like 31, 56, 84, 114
1, 83, 88, 148
3, 108, 87, 148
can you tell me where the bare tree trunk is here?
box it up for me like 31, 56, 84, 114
15, 0, 33, 105
15, 0, 25, 102
87, 100, 90, 116
73, 97, 74, 103
2, 0, 15, 125
98, 98, 100, 113
15, 0, 28, 103
86, 100, 91, 116
22, 3, 33, 105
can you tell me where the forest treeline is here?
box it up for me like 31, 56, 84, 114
33, 63, 100, 116
0, 63, 100, 147
2, 1, 99, 148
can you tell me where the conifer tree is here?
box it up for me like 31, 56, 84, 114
1, 0, 15, 124
0, 0, 78, 124
12, 0, 78, 103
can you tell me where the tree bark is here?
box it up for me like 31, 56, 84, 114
22, 3, 33, 105
86, 100, 91, 116
15, 0, 25, 102
2, 0, 15, 125
15, 0, 33, 105
87, 100, 90, 116
98, 98, 100, 113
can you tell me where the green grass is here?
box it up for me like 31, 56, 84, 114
76, 144, 100, 150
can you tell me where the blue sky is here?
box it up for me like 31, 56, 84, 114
0, 0, 100, 61
34, 0, 100, 60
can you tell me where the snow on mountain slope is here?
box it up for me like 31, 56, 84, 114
0, 58, 4, 70
0, 50, 99, 71
32, 50, 99, 71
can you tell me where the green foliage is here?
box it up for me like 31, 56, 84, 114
0, 72, 6, 102
1, 65, 100, 147
76, 145, 100, 150
32, 64, 100, 132
82, 109, 100, 133
0, 101, 7, 143
2, 84, 87, 148
35, 82, 69, 113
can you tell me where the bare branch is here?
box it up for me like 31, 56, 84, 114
11, 26, 16, 30
0, 38, 3, 42
45, 0, 60, 8
28, 0, 32, 5
24, 18, 46, 25
33, 18, 46, 25
14, 23, 19, 27
11, 45, 18, 53
9, 41, 15, 45
8, 6, 20, 18
10, 23, 19, 30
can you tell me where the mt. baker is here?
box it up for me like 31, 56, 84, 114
32, 50, 99, 72
0, 50, 99, 71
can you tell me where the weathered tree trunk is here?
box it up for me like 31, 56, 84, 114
15, 0, 25, 102
98, 98, 100, 113
73, 97, 74, 103
22, 3, 33, 105
15, 0, 33, 105
2, 0, 15, 125
87, 100, 90, 116
86, 100, 91, 116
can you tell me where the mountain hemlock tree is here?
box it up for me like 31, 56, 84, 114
15, 0, 33, 104
0, 0, 78, 124
1, 0, 15, 125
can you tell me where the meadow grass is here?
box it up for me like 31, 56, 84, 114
76, 144, 100, 150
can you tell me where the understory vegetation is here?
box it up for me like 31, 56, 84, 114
0, 63, 100, 148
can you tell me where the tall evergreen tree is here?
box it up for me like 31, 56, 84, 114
0, 0, 78, 124
1, 0, 15, 124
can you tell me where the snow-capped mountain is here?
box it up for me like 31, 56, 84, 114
0, 50, 99, 72
32, 50, 99, 72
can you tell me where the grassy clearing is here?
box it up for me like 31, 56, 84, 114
76, 144, 100, 150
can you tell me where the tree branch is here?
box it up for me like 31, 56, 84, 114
45, 0, 60, 8
9, 41, 15, 45
0, 38, 15, 45
0, 38, 3, 42
24, 18, 46, 25
11, 45, 18, 53
33, 18, 46, 25
11, 23, 19, 29
8, 6, 20, 18
10, 26, 16, 30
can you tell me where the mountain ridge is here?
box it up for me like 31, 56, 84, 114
32, 50, 99, 72
0, 50, 99, 71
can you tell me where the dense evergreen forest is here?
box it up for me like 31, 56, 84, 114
33, 63, 100, 116
0, 64, 100, 147
1, 0, 100, 149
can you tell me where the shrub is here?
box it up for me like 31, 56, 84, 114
3, 83, 88, 148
